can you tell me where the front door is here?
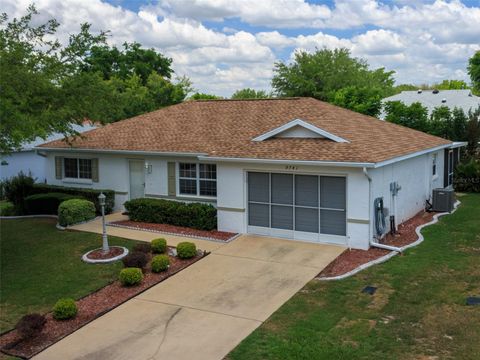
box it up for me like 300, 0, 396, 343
129, 160, 145, 199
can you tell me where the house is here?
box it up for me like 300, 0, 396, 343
37, 98, 464, 250
0, 122, 97, 182
380, 89, 480, 119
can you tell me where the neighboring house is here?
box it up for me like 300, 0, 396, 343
0, 122, 97, 182
37, 98, 463, 250
380, 89, 480, 119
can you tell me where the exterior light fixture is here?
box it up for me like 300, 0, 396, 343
98, 192, 109, 253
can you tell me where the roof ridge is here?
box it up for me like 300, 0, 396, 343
188, 97, 304, 102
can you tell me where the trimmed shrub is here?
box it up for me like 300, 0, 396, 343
31, 184, 115, 214
151, 238, 167, 254
133, 243, 152, 254
124, 198, 217, 231
122, 251, 148, 269
176, 242, 197, 259
16, 313, 46, 339
25, 192, 80, 215
0, 201, 15, 216
119, 268, 143, 286
53, 298, 78, 320
58, 199, 96, 226
151, 255, 170, 273
1, 172, 35, 214
454, 158, 480, 192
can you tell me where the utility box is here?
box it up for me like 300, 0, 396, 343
432, 188, 455, 212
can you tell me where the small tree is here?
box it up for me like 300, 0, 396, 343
384, 101, 429, 132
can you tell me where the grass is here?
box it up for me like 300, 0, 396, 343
0, 218, 142, 333
229, 193, 480, 360
0, 201, 14, 216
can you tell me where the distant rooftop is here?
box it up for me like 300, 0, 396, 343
380, 89, 480, 119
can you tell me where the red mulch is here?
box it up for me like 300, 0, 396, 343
0, 249, 203, 359
86, 246, 124, 260
317, 211, 436, 278
109, 220, 237, 241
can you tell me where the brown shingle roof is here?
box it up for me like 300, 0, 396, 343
40, 97, 452, 163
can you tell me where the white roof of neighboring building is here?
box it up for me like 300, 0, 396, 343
380, 89, 480, 119
20, 123, 98, 151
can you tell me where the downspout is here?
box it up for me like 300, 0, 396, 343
363, 167, 402, 253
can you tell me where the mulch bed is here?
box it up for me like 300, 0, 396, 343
0, 248, 204, 359
85, 246, 124, 260
317, 210, 436, 278
109, 220, 238, 241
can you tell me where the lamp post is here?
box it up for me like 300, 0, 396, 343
98, 193, 109, 253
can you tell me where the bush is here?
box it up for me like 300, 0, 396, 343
58, 199, 96, 226
0, 201, 15, 216
24, 192, 80, 215
133, 243, 152, 253
31, 184, 115, 214
122, 251, 148, 269
454, 158, 480, 192
53, 298, 78, 320
177, 242, 197, 259
15, 313, 46, 339
151, 255, 170, 273
1, 172, 35, 214
119, 268, 143, 286
151, 238, 167, 254
124, 198, 217, 231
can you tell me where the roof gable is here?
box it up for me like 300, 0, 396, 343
252, 118, 349, 143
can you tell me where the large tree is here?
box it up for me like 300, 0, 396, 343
231, 88, 270, 99
468, 51, 480, 95
271, 48, 394, 116
0, 6, 189, 153
383, 101, 429, 132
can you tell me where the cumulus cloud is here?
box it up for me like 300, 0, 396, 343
2, 0, 480, 95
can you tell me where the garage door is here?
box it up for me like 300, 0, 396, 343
247, 172, 346, 244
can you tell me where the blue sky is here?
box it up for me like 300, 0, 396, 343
4, 0, 480, 96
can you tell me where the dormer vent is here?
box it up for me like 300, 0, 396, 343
441, 98, 447, 103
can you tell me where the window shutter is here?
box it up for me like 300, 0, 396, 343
55, 157, 63, 179
91, 158, 99, 182
168, 162, 176, 196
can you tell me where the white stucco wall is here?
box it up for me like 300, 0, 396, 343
369, 150, 444, 236
215, 162, 371, 250
0, 151, 48, 182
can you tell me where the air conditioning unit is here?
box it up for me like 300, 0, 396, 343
432, 188, 455, 212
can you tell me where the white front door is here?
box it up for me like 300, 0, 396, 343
129, 160, 145, 199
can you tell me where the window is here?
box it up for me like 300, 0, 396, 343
178, 163, 217, 197
448, 150, 454, 186
432, 153, 437, 176
64, 158, 92, 179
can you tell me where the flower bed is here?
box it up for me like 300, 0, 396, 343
0, 248, 204, 359
317, 210, 436, 278
109, 220, 238, 242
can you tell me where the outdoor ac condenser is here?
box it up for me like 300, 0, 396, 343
432, 188, 455, 212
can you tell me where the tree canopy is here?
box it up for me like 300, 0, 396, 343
271, 48, 395, 117
189, 92, 222, 100
468, 51, 480, 95
231, 88, 270, 99
0, 5, 190, 153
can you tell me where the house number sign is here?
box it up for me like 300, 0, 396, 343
285, 165, 298, 170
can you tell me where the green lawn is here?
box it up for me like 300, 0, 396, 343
229, 193, 480, 360
0, 218, 141, 333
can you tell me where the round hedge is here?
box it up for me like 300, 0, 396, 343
119, 267, 143, 286
176, 242, 197, 259
151, 238, 167, 254
151, 255, 170, 273
58, 199, 96, 226
53, 298, 78, 320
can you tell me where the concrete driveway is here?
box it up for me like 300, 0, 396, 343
34, 235, 344, 360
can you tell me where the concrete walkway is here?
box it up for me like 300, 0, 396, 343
34, 221, 344, 360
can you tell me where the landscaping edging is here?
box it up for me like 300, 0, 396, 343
82, 246, 129, 263
0, 249, 206, 359
317, 201, 461, 281
107, 221, 240, 243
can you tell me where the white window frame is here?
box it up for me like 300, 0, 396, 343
447, 150, 454, 186
176, 162, 217, 198
63, 157, 93, 180
432, 153, 437, 178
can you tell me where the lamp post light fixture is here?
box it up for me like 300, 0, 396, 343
98, 192, 109, 253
